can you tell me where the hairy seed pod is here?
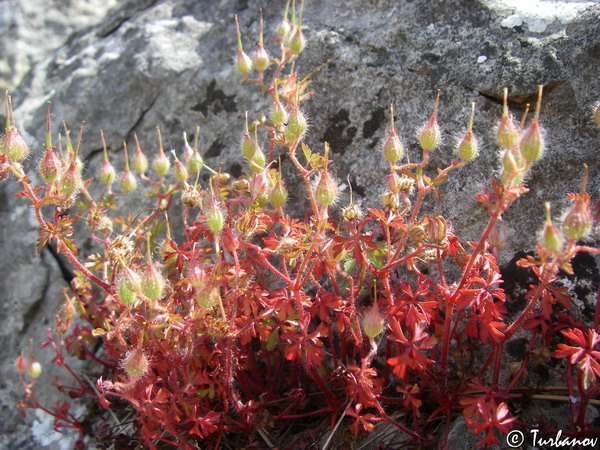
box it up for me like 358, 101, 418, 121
119, 168, 137, 192
316, 171, 337, 206
363, 306, 385, 338
39, 148, 62, 183
123, 348, 148, 378
383, 131, 404, 163
1, 127, 29, 162
141, 263, 166, 301
117, 267, 141, 305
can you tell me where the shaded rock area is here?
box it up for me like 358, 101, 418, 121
1, 0, 599, 447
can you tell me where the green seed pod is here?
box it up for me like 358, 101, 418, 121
174, 159, 188, 183
98, 158, 116, 185
458, 129, 478, 161
132, 138, 148, 174
206, 203, 225, 234
520, 120, 544, 162
141, 263, 166, 301
39, 148, 62, 183
270, 179, 288, 207
284, 108, 308, 143
59, 163, 82, 195
117, 267, 141, 305
315, 170, 337, 206
26, 361, 42, 379
541, 203, 563, 253
363, 306, 385, 338
253, 44, 269, 72
289, 27, 306, 54
123, 348, 148, 378
187, 149, 204, 173
153, 151, 170, 176
1, 127, 29, 162
383, 131, 404, 163
119, 169, 137, 192
270, 99, 288, 128
236, 49, 253, 75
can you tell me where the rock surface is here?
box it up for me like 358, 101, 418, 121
1, 0, 599, 447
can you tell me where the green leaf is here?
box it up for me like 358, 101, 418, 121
301, 142, 312, 162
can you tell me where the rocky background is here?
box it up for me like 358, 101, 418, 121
1, 0, 599, 447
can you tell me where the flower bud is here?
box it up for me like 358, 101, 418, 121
541, 203, 563, 253
27, 361, 42, 379
1, 127, 29, 162
206, 201, 225, 234
253, 44, 269, 72
284, 108, 308, 143
117, 267, 141, 305
363, 306, 385, 338
123, 348, 148, 379
270, 179, 288, 207
119, 168, 137, 192
99, 158, 116, 185
39, 148, 62, 183
316, 170, 337, 206
141, 263, 166, 301
458, 129, 477, 161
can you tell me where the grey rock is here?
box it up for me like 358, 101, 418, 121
0, 0, 118, 90
2, 0, 599, 446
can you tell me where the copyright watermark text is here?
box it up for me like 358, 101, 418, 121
506, 429, 598, 448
